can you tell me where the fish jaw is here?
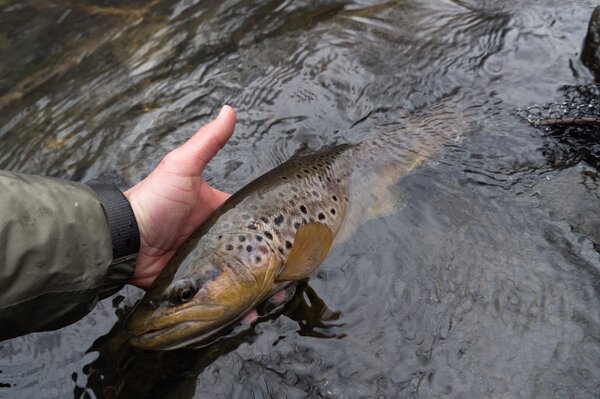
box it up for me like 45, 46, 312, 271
126, 302, 231, 350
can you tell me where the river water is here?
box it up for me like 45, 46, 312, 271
1, 1, 600, 398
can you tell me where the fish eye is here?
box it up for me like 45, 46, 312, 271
169, 280, 198, 304
179, 287, 195, 302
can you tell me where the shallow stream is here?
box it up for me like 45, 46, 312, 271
1, 1, 599, 398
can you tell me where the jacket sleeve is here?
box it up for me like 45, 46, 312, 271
0, 171, 136, 341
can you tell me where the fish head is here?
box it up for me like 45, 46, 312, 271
125, 248, 280, 350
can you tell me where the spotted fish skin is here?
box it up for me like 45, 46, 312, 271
210, 145, 353, 258
125, 99, 469, 350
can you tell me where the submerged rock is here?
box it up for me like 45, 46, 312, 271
582, 6, 600, 81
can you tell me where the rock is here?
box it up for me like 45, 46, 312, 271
582, 6, 600, 81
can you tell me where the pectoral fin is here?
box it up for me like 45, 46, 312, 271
276, 223, 334, 282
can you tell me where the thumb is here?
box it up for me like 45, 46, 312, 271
175, 105, 236, 172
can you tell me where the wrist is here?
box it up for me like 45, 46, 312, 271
88, 183, 140, 261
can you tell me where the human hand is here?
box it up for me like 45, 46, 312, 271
124, 105, 236, 289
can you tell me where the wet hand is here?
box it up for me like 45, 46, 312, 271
124, 105, 236, 289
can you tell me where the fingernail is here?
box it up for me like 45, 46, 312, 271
218, 105, 229, 118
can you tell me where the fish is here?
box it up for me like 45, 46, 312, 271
125, 95, 475, 350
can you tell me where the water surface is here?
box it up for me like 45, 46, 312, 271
1, 1, 599, 398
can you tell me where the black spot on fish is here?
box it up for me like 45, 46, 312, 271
291, 186, 298, 193
260, 216, 269, 223
285, 241, 292, 249
226, 244, 233, 251
255, 256, 262, 263
303, 218, 308, 224
246, 245, 253, 252
296, 174, 302, 179
304, 169, 310, 174
312, 191, 319, 197
274, 215, 284, 226
255, 235, 263, 242
247, 224, 257, 230
332, 195, 338, 202
300, 205, 307, 214
278, 247, 285, 254
239, 235, 246, 242
318, 213, 326, 220
218, 235, 223, 240
282, 176, 288, 180
336, 178, 341, 183
330, 208, 336, 215
265, 232, 273, 240
278, 192, 285, 198
294, 222, 300, 229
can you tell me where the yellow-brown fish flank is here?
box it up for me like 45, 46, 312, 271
203, 144, 353, 268
126, 98, 472, 350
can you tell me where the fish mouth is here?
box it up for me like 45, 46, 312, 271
129, 321, 189, 341
128, 321, 202, 350
126, 304, 231, 350
129, 320, 240, 350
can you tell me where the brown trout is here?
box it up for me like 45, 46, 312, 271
125, 97, 473, 350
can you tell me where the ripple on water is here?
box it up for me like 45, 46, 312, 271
1, 0, 600, 398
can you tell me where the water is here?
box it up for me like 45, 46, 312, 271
1, 1, 599, 398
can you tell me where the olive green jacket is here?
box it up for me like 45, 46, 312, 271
0, 171, 135, 341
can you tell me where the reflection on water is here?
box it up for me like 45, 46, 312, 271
1, 0, 600, 398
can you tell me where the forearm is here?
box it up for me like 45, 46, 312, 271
0, 171, 135, 340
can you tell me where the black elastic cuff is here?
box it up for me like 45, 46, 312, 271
87, 183, 140, 260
